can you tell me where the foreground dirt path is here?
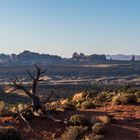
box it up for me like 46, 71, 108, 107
0, 105, 140, 140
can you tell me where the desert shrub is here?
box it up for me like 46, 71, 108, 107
62, 103, 75, 110
0, 101, 13, 116
92, 123, 106, 134
59, 126, 88, 140
97, 115, 113, 124
72, 92, 89, 103
75, 102, 81, 109
112, 93, 137, 105
90, 116, 98, 125
67, 95, 73, 103
85, 134, 104, 140
0, 126, 21, 140
125, 94, 137, 104
93, 135, 104, 140
17, 103, 25, 111
81, 101, 95, 109
9, 106, 18, 114
95, 92, 114, 102
137, 98, 140, 104
135, 92, 140, 98
112, 94, 127, 105
0, 101, 6, 115
69, 114, 89, 126
0, 101, 28, 116
22, 109, 34, 120
121, 85, 138, 94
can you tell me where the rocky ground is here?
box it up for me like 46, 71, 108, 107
0, 105, 139, 140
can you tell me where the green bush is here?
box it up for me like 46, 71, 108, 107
81, 101, 95, 109
0, 126, 21, 140
92, 123, 106, 134
69, 114, 89, 126
59, 126, 88, 140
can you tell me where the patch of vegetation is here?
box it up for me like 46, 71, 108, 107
69, 114, 89, 126
0, 101, 15, 116
135, 92, 140, 98
92, 123, 106, 135
95, 92, 114, 102
97, 115, 113, 124
0, 126, 21, 140
85, 134, 104, 140
81, 101, 95, 109
90, 116, 98, 125
59, 126, 88, 140
62, 102, 75, 110
112, 93, 137, 105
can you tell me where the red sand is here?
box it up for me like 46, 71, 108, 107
0, 105, 140, 140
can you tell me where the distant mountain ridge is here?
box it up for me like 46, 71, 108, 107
0, 50, 139, 65
0, 50, 62, 65
106, 54, 140, 61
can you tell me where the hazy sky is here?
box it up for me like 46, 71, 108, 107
0, 0, 140, 57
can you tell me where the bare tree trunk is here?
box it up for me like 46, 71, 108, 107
31, 95, 42, 113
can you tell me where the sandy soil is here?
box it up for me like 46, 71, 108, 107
0, 105, 140, 140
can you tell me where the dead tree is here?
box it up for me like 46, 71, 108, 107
9, 65, 67, 130
11, 64, 47, 114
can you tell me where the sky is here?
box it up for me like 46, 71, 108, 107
0, 0, 140, 57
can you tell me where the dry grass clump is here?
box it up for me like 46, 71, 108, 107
0, 101, 15, 116
96, 92, 114, 102
0, 101, 29, 117
137, 98, 140, 104
90, 116, 98, 125
62, 102, 75, 110
112, 94, 126, 105
59, 126, 88, 140
0, 126, 21, 140
92, 123, 106, 135
81, 101, 95, 109
112, 93, 137, 105
125, 94, 137, 103
135, 92, 140, 98
93, 92, 115, 107
0, 101, 6, 115
97, 115, 114, 124
85, 134, 104, 140
69, 114, 89, 126
72, 92, 89, 103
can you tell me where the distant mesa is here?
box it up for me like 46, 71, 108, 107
72, 52, 106, 62
0, 50, 139, 65
106, 54, 140, 61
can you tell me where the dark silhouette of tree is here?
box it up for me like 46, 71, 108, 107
130, 55, 135, 62
9, 64, 64, 130
11, 64, 46, 114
